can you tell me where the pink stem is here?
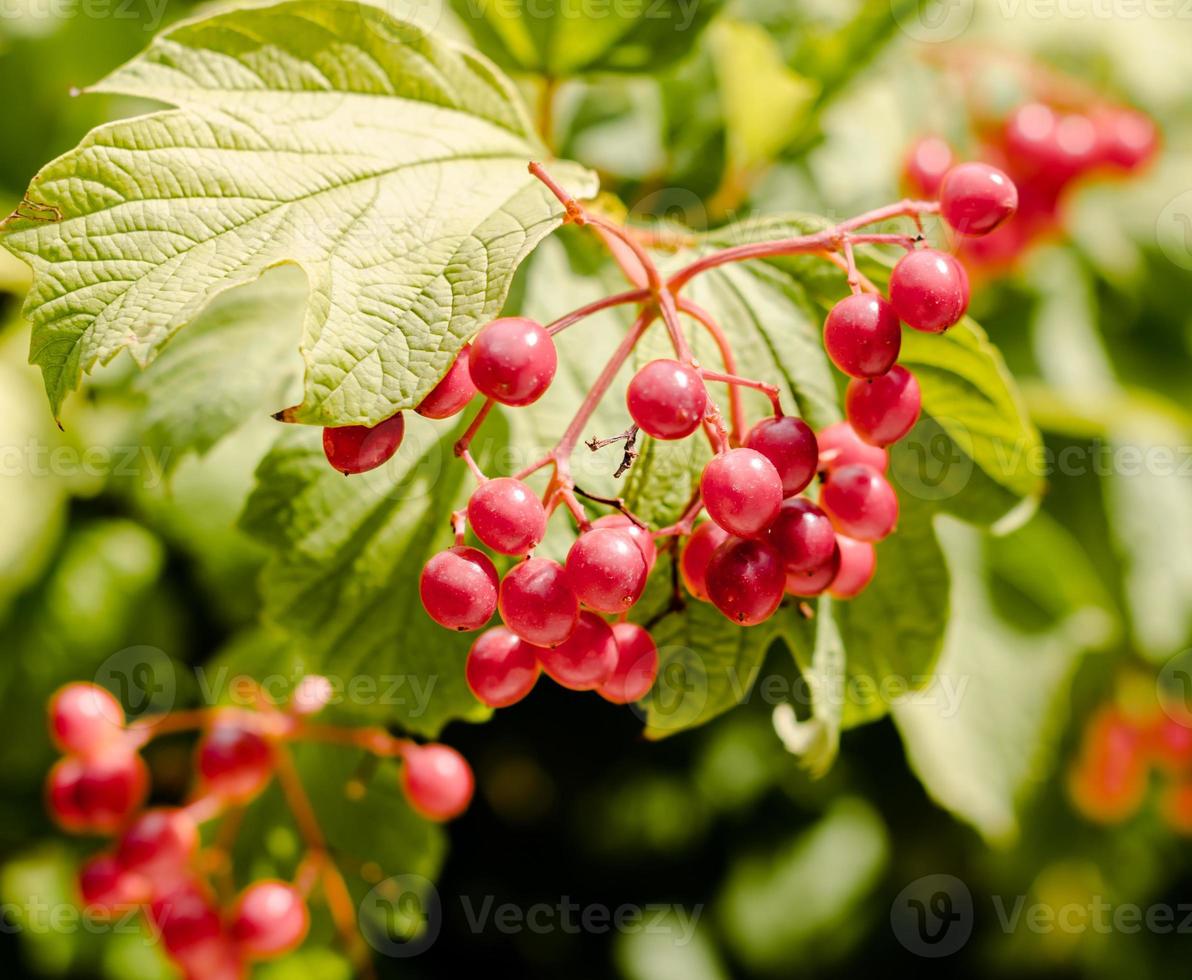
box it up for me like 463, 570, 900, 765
548, 287, 651, 336
700, 369, 782, 416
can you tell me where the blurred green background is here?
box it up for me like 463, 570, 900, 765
2, 0, 1192, 977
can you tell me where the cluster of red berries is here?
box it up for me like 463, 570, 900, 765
1068, 698, 1192, 834
904, 99, 1157, 270
46, 682, 475, 977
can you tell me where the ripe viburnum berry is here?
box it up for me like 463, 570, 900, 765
700, 449, 783, 538
148, 878, 227, 967
768, 498, 837, 582
819, 464, 899, 542
535, 611, 618, 690
565, 527, 647, 613
743, 416, 818, 497
401, 743, 474, 821
498, 558, 580, 647
196, 722, 273, 804
1067, 708, 1147, 824
47, 750, 148, 834
592, 513, 657, 572
889, 249, 969, 334
322, 413, 406, 475
829, 536, 877, 598
467, 478, 547, 555
626, 359, 707, 439
229, 881, 310, 960
117, 808, 200, 887
816, 421, 889, 473
1093, 106, 1158, 170
939, 162, 1018, 236
466, 627, 540, 708
419, 546, 499, 630
845, 365, 922, 447
902, 135, 954, 198
468, 317, 557, 406
823, 294, 901, 379
679, 521, 730, 601
599, 623, 659, 704
78, 853, 148, 918
49, 682, 125, 756
416, 345, 478, 419
705, 538, 786, 625
783, 540, 840, 597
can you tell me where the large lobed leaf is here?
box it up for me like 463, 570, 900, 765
0, 0, 596, 424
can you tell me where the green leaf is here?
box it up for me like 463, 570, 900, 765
239, 415, 494, 735
773, 597, 844, 777
892, 517, 1117, 844
0, 0, 596, 424
451, 0, 725, 76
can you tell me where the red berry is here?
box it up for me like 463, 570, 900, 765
416, 345, 478, 419
419, 546, 499, 631
196, 723, 272, 804
845, 365, 922, 447
599, 623, 659, 704
768, 498, 837, 577
229, 881, 310, 960
705, 538, 786, 625
117, 808, 199, 888
78, 853, 148, 917
535, 611, 618, 690
469, 317, 557, 406
149, 879, 225, 963
626, 359, 708, 440
829, 536, 876, 598
290, 675, 333, 716
1144, 713, 1192, 772
401, 743, 474, 821
1161, 780, 1192, 835
823, 294, 902, 379
889, 249, 969, 333
743, 416, 818, 496
565, 528, 648, 614
816, 421, 888, 473
1094, 107, 1157, 170
701, 449, 783, 538
1004, 102, 1063, 177
322, 413, 405, 475
47, 750, 148, 835
679, 521, 730, 601
466, 627, 540, 708
49, 683, 125, 757
939, 163, 1018, 236
467, 477, 547, 556
902, 136, 954, 198
499, 558, 580, 647
819, 464, 898, 542
784, 541, 841, 597
592, 513, 657, 572
1068, 708, 1147, 824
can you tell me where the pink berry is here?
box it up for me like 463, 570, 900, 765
743, 416, 818, 496
401, 743, 474, 821
903, 136, 954, 198
535, 611, 618, 690
819, 464, 899, 542
679, 521, 730, 601
592, 513, 657, 572
889, 249, 969, 333
469, 317, 557, 406
1094, 107, 1158, 170
467, 477, 547, 556
49, 683, 125, 756
939, 163, 1018, 236
599, 623, 659, 704
700, 449, 783, 538
784, 542, 841, 597
148, 879, 225, 964
290, 675, 333, 716
565, 528, 648, 614
829, 536, 877, 598
196, 723, 272, 804
823, 294, 902, 379
419, 546, 499, 631
705, 538, 786, 625
815, 421, 889, 473
465, 627, 540, 708
47, 750, 148, 835
768, 498, 837, 578
1004, 102, 1063, 175
322, 413, 405, 475
229, 880, 310, 960
78, 853, 148, 917
626, 359, 708, 440
499, 558, 580, 647
416, 345, 478, 419
117, 808, 199, 887
845, 365, 922, 447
